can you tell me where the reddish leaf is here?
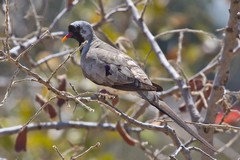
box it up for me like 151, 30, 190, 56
35, 94, 45, 106
111, 95, 119, 106
189, 79, 204, 91
57, 98, 65, 107
215, 110, 240, 125
57, 75, 67, 92
44, 104, 57, 119
15, 127, 27, 152
116, 122, 138, 146
35, 94, 57, 119
57, 75, 67, 107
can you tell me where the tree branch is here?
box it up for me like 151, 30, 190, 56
201, 0, 240, 156
125, 0, 201, 123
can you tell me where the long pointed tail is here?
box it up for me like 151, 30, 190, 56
137, 91, 216, 152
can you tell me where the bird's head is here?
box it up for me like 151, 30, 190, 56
62, 21, 94, 44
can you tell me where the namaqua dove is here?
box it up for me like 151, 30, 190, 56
62, 21, 215, 152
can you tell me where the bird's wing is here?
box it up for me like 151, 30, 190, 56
82, 41, 162, 91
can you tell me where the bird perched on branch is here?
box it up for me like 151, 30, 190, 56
62, 20, 216, 152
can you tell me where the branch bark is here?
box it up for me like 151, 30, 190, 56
125, 0, 201, 123
201, 0, 240, 157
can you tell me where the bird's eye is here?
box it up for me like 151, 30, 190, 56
68, 25, 75, 32
76, 26, 81, 32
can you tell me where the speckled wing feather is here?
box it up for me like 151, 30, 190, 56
63, 20, 216, 152
80, 39, 162, 91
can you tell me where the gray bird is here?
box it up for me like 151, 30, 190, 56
62, 21, 215, 152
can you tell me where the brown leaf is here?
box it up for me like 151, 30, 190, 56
15, 127, 27, 152
57, 98, 66, 107
57, 75, 67, 107
116, 122, 138, 146
35, 94, 57, 119
35, 94, 45, 106
189, 79, 204, 91
111, 95, 119, 107
57, 74, 67, 91
44, 104, 57, 119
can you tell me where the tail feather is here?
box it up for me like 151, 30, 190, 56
137, 91, 216, 152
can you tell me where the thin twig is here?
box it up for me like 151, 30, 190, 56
140, 0, 149, 19
53, 145, 65, 160
217, 132, 240, 153
155, 28, 220, 41
98, 0, 105, 17
0, 69, 19, 107
188, 147, 217, 160
29, 0, 41, 31
4, 0, 10, 55
70, 142, 100, 160
10, 31, 65, 56
34, 49, 74, 67
177, 32, 184, 65
126, 0, 201, 123
21, 96, 56, 130
49, 8, 67, 31
48, 0, 82, 31
15, 30, 50, 61
47, 42, 87, 82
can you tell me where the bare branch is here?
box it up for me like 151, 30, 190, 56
140, 0, 149, 19
53, 145, 65, 160
177, 32, 184, 65
126, 0, 201, 123
0, 121, 118, 136
70, 142, 100, 160
4, 0, 10, 55
49, 0, 82, 31
34, 49, 74, 67
29, 0, 41, 32
201, 0, 240, 155
217, 132, 240, 153
0, 69, 19, 107
155, 28, 220, 41
9, 31, 65, 57
47, 42, 86, 82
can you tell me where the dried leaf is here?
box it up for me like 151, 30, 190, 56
111, 95, 119, 107
35, 94, 57, 119
15, 127, 27, 152
57, 74, 67, 91
116, 122, 138, 146
35, 94, 45, 106
189, 79, 204, 91
45, 104, 57, 119
57, 74, 67, 107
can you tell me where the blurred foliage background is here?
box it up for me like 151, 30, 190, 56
0, 0, 238, 160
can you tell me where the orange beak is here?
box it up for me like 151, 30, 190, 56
61, 33, 73, 42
